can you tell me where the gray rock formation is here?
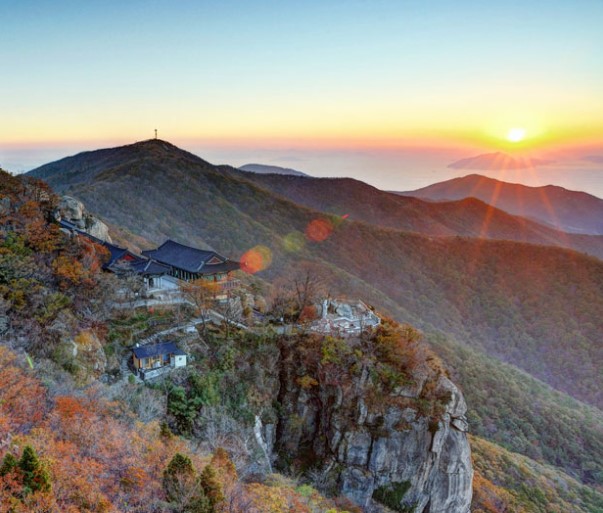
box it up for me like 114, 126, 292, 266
58, 196, 112, 242
276, 337, 473, 513
86, 217, 112, 242
0, 197, 11, 216
60, 195, 84, 221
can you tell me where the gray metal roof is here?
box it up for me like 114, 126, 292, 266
129, 259, 172, 276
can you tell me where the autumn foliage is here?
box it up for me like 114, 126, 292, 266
0, 169, 113, 363
0, 344, 356, 512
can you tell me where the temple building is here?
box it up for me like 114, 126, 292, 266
59, 220, 240, 295
142, 239, 240, 292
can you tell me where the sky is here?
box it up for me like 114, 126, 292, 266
1, 0, 603, 194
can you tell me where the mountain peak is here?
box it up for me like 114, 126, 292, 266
128, 138, 185, 152
130, 138, 175, 148
26, 139, 214, 192
107, 138, 208, 162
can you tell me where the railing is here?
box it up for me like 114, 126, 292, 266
217, 278, 241, 291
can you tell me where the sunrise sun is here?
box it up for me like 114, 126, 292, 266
507, 127, 526, 143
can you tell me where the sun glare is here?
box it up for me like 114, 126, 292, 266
507, 127, 526, 143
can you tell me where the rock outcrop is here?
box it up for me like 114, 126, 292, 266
0, 196, 11, 216
58, 196, 112, 242
275, 326, 473, 513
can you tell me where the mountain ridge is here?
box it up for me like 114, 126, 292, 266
401, 173, 603, 235
28, 139, 213, 191
234, 170, 603, 260
30, 140, 603, 260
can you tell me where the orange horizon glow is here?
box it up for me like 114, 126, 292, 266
2, 0, 602, 180
3, 126, 602, 154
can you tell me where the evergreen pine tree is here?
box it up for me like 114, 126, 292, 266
163, 453, 212, 512
18, 445, 51, 494
159, 421, 174, 440
0, 452, 18, 477
199, 465, 224, 509
163, 453, 196, 502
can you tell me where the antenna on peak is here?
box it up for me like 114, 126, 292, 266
154, 129, 158, 140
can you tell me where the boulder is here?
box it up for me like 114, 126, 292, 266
59, 196, 85, 224
451, 417, 469, 432
59, 196, 112, 242
335, 302, 354, 319
87, 217, 111, 241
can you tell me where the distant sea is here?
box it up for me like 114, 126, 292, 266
3, 143, 603, 199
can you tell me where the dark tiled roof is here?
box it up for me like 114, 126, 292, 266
142, 239, 238, 273
59, 219, 126, 266
58, 219, 79, 231
132, 341, 184, 359
59, 219, 171, 276
104, 244, 129, 266
200, 260, 241, 274
107, 254, 173, 276
128, 259, 172, 276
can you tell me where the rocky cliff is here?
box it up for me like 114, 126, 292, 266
58, 195, 112, 242
275, 322, 473, 512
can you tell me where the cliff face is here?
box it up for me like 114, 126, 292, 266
58, 196, 112, 242
275, 327, 473, 512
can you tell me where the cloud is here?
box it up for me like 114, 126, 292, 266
448, 152, 553, 170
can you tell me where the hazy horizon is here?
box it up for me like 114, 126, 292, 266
3, 138, 603, 198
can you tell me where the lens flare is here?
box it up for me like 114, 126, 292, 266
283, 231, 306, 252
306, 218, 333, 242
240, 245, 273, 274
328, 213, 346, 228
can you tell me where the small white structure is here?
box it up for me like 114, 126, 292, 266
173, 352, 187, 368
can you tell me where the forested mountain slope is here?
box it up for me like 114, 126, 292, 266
30, 140, 603, 259
236, 170, 603, 259
470, 436, 603, 513
12, 147, 603, 510
2, 167, 473, 512
427, 332, 603, 485
27, 140, 603, 409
